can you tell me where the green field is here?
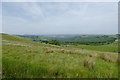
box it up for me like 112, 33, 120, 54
2, 34, 118, 78
69, 40, 118, 53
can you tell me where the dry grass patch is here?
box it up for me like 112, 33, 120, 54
65, 50, 73, 54
65, 50, 78, 54
99, 53, 117, 63
43, 47, 54, 53
44, 48, 54, 53
89, 53, 98, 58
25, 49, 38, 53
57, 49, 65, 53
43, 47, 49, 51
84, 58, 95, 69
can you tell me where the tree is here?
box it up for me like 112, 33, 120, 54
48, 40, 60, 45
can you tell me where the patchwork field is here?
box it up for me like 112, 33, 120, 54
2, 34, 118, 78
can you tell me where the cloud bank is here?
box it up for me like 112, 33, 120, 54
2, 2, 118, 34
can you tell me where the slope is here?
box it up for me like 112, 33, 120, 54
2, 34, 118, 78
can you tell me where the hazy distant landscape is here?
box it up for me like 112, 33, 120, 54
2, 2, 118, 79
17, 34, 118, 52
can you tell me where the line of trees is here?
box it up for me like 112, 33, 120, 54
17, 35, 117, 46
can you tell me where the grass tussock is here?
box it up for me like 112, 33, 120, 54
89, 53, 118, 63
60, 49, 65, 53
65, 50, 77, 54
43, 47, 49, 51
99, 53, 117, 63
25, 49, 38, 53
89, 53, 98, 58
45, 49, 54, 53
55, 48, 79, 54
84, 58, 95, 69
57, 49, 65, 53
43, 47, 54, 53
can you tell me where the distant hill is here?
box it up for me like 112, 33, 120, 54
17, 34, 117, 45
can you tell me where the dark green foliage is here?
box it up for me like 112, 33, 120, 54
61, 38, 116, 45
48, 40, 60, 46
17, 35, 117, 46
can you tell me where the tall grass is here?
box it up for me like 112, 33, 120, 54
2, 34, 118, 78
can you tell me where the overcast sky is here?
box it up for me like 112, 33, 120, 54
2, 2, 118, 35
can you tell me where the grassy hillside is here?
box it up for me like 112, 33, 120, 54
2, 34, 118, 78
